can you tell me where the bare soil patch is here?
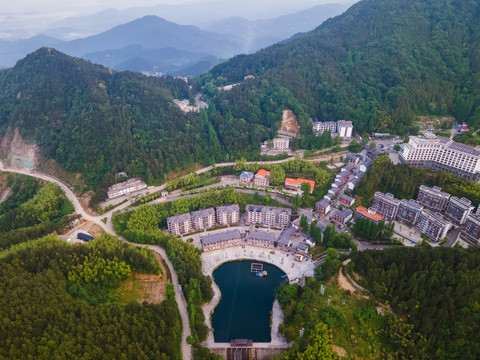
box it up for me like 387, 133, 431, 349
118, 252, 169, 304
331, 344, 347, 358
338, 267, 356, 293
281, 110, 300, 135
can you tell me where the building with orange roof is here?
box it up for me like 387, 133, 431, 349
254, 169, 271, 187
354, 206, 384, 223
284, 178, 315, 193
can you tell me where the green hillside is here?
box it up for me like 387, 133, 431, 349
0, 48, 222, 202
203, 0, 480, 136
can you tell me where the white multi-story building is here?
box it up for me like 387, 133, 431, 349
399, 132, 480, 182
312, 120, 353, 139
312, 121, 337, 133
167, 213, 193, 235
246, 205, 291, 229
107, 177, 147, 199
191, 208, 216, 230
337, 120, 353, 138
272, 137, 290, 150
216, 204, 240, 225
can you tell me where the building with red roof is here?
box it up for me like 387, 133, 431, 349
254, 169, 271, 187
354, 206, 384, 223
284, 178, 315, 193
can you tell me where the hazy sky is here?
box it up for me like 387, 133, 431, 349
4, 0, 351, 16
1, 0, 355, 39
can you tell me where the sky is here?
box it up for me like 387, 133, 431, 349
1, 0, 356, 40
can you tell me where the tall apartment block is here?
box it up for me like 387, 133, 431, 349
417, 185, 451, 212
191, 208, 216, 230
246, 205, 292, 229
372, 192, 400, 220
461, 215, 480, 244
216, 204, 240, 226
312, 120, 353, 139
396, 199, 423, 225
399, 132, 480, 182
444, 197, 475, 225
415, 209, 452, 242
167, 213, 193, 235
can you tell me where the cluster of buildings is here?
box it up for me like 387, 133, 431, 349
200, 227, 309, 261
352, 186, 480, 243
167, 204, 240, 235
399, 131, 480, 182
107, 177, 147, 199
315, 151, 372, 227
239, 169, 315, 194
311, 119, 354, 139
240, 169, 271, 187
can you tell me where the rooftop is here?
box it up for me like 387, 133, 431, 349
239, 171, 254, 178
167, 213, 191, 223
216, 204, 240, 213
247, 230, 276, 242
256, 169, 271, 179
285, 178, 315, 191
191, 208, 215, 218
334, 208, 353, 219
200, 229, 242, 246
355, 206, 384, 222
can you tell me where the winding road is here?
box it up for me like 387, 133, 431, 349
2, 168, 192, 360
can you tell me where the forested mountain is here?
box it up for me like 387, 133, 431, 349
202, 0, 480, 134
0, 235, 181, 359
0, 48, 223, 202
353, 247, 480, 359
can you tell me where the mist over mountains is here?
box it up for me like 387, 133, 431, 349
0, 3, 348, 75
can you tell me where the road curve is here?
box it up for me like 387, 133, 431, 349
2, 168, 193, 360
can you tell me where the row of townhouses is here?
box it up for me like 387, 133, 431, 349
167, 204, 240, 235
311, 119, 354, 139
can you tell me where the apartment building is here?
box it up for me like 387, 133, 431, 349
461, 215, 480, 244
254, 169, 271, 187
216, 204, 240, 226
372, 192, 400, 220
312, 121, 337, 133
107, 177, 147, 199
246, 205, 292, 228
396, 199, 423, 226
246, 230, 276, 248
399, 132, 480, 182
444, 197, 475, 225
417, 185, 451, 211
354, 206, 384, 224
191, 208, 216, 230
415, 209, 452, 242
337, 120, 354, 138
200, 230, 243, 252
272, 137, 290, 150
312, 120, 353, 138
167, 213, 193, 235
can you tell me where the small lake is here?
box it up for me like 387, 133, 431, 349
211, 260, 286, 342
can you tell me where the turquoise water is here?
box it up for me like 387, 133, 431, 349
212, 261, 286, 342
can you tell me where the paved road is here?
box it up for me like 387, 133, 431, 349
442, 225, 463, 247
2, 168, 192, 360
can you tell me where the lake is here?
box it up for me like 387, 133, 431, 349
211, 260, 286, 342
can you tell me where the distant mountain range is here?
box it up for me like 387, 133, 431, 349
0, 4, 348, 75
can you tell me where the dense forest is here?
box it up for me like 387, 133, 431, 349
0, 173, 74, 249
0, 235, 183, 359
0, 48, 223, 202
355, 155, 480, 207
202, 0, 480, 137
352, 246, 480, 359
